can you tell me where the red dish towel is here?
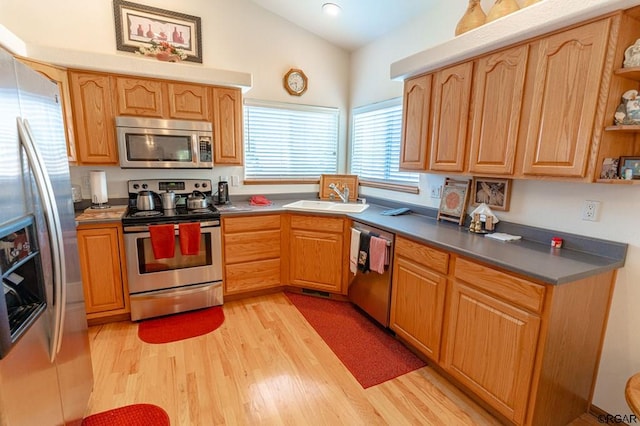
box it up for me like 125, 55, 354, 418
369, 236, 387, 274
249, 195, 272, 206
179, 222, 201, 255
149, 224, 175, 259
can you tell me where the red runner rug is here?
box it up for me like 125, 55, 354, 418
286, 292, 426, 388
81, 403, 170, 426
138, 306, 224, 344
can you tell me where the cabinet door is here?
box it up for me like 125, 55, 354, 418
400, 74, 431, 170
212, 87, 243, 165
443, 281, 540, 424
390, 256, 446, 361
167, 83, 210, 120
18, 58, 77, 162
69, 72, 118, 164
429, 62, 473, 172
115, 77, 164, 117
468, 45, 528, 175
521, 19, 611, 177
77, 226, 126, 314
289, 229, 343, 293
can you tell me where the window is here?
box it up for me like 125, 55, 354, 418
350, 98, 419, 189
244, 99, 339, 180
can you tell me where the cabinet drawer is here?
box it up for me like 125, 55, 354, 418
290, 215, 344, 233
224, 230, 280, 264
454, 258, 545, 313
223, 215, 281, 233
225, 258, 281, 294
395, 236, 449, 275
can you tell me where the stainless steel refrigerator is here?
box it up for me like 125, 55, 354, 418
0, 47, 93, 425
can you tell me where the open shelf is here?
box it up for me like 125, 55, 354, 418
614, 67, 640, 81
604, 125, 640, 132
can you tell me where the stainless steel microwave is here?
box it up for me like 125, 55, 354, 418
116, 116, 213, 169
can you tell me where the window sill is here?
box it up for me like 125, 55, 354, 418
359, 180, 419, 194
244, 178, 320, 185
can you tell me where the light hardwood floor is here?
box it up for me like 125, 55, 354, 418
85, 292, 601, 425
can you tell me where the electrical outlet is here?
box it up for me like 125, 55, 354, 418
231, 175, 240, 187
430, 185, 442, 199
582, 200, 601, 221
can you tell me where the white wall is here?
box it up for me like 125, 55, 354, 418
0, 0, 350, 198
350, 0, 640, 417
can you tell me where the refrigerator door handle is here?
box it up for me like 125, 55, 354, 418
17, 117, 66, 362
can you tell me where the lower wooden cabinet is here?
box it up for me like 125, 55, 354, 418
76, 222, 129, 321
288, 215, 346, 294
390, 236, 448, 362
443, 280, 541, 424
222, 214, 282, 295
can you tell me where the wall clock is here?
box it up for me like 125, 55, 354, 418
284, 68, 308, 96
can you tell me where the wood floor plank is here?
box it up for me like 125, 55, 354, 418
85, 292, 601, 425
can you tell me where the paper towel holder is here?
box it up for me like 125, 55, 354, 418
90, 170, 111, 210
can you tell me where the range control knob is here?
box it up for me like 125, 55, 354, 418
142, 184, 148, 189
201, 182, 208, 188
194, 183, 200, 188
132, 184, 140, 190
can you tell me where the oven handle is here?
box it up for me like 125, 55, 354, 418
124, 220, 220, 233
134, 282, 220, 299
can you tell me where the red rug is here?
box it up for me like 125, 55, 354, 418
138, 306, 224, 344
81, 403, 170, 426
286, 292, 426, 388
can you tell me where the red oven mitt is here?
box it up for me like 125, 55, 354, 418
148, 224, 175, 259
179, 222, 201, 255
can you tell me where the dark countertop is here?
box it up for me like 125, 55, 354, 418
218, 197, 627, 285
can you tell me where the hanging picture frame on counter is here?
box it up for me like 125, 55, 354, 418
113, 0, 203, 63
437, 178, 471, 226
471, 177, 512, 211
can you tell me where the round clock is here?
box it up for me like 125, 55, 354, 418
284, 68, 308, 96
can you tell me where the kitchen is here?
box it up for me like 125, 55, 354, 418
0, 0, 639, 424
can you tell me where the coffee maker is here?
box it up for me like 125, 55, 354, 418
217, 180, 230, 205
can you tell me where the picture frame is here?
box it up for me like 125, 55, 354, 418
437, 178, 471, 226
600, 157, 619, 180
113, 0, 202, 63
470, 177, 512, 211
619, 156, 640, 179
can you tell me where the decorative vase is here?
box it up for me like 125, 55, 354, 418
486, 0, 520, 23
155, 52, 181, 63
455, 0, 487, 36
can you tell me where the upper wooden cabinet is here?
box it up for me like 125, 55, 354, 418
17, 58, 78, 163
68, 70, 241, 165
212, 87, 244, 165
400, 74, 431, 170
429, 61, 473, 172
167, 83, 210, 120
519, 18, 611, 178
115, 77, 164, 117
69, 71, 118, 164
398, 13, 633, 182
468, 45, 529, 175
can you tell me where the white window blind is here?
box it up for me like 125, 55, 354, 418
244, 99, 339, 179
350, 98, 419, 186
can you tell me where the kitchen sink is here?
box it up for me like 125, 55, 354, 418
282, 200, 369, 213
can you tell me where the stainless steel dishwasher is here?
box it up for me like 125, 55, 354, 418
348, 222, 394, 327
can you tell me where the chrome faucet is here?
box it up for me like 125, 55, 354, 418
329, 183, 349, 203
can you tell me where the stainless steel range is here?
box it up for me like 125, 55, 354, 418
122, 179, 222, 321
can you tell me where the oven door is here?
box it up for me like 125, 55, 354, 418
124, 222, 222, 294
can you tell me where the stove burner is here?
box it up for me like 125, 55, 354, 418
188, 208, 212, 214
133, 210, 162, 217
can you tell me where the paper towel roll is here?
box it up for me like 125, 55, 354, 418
90, 171, 108, 205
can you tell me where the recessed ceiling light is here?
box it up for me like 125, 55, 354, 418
322, 3, 341, 17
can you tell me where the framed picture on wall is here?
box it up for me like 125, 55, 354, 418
471, 177, 512, 211
113, 0, 203, 63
